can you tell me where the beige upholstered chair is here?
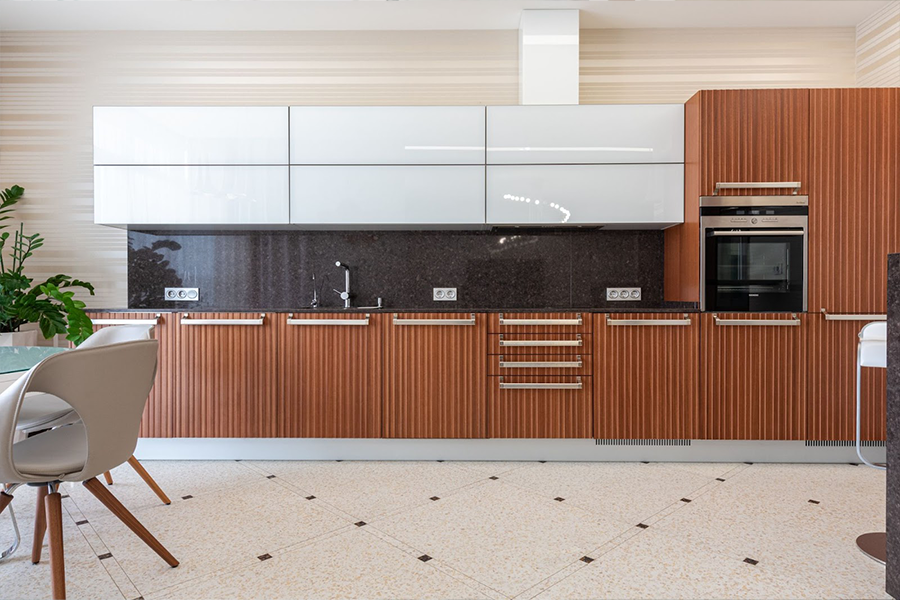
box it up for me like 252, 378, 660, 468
16, 325, 171, 504
0, 340, 178, 600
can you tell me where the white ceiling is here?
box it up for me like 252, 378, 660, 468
0, 0, 891, 32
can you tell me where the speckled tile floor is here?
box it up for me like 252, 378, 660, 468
0, 460, 887, 600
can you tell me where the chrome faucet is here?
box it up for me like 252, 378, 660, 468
333, 261, 352, 309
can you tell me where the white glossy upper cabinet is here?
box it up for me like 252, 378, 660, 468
93, 107, 288, 165
291, 166, 484, 228
486, 164, 684, 228
486, 105, 684, 164
290, 106, 485, 165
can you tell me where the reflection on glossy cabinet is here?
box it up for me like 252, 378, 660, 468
276, 313, 383, 438
807, 314, 886, 441
174, 313, 277, 438
595, 313, 700, 440
86, 312, 175, 438
384, 313, 487, 438
700, 313, 807, 440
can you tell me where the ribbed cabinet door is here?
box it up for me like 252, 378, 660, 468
275, 313, 383, 438
809, 88, 900, 314
384, 313, 487, 438
807, 314, 886, 441
700, 313, 807, 440
595, 313, 700, 439
174, 313, 278, 438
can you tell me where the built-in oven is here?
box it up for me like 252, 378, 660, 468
700, 186, 808, 312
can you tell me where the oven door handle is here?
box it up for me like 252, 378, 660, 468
710, 230, 805, 236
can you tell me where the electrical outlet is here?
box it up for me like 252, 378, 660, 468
164, 287, 200, 301
606, 287, 641, 301
433, 287, 458, 301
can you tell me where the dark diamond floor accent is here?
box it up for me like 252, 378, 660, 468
355, 521, 367, 527
305, 495, 316, 500
745, 462, 754, 465
808, 499, 821, 504
641, 461, 650, 464
98, 553, 113, 560
258, 553, 272, 561
489, 476, 499, 480
554, 497, 565, 502
580, 556, 594, 563
60, 494, 69, 499
181, 495, 193, 500
716, 478, 726, 482
636, 523, 649, 529
744, 558, 759, 565
418, 554, 432, 562
430, 496, 440, 501
266, 475, 276, 479
680, 498, 692, 503
75, 520, 88, 526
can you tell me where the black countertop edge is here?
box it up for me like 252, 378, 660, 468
88, 307, 701, 314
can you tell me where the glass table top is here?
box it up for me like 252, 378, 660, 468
0, 346, 68, 375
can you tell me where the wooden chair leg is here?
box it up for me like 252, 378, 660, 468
103, 472, 113, 486
45, 488, 66, 600
126, 456, 171, 505
32, 485, 48, 564
82, 478, 178, 567
0, 490, 13, 517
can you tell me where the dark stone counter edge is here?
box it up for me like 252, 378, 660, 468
89, 306, 700, 314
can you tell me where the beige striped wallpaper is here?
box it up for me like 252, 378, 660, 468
0, 26, 871, 308
856, 1, 900, 86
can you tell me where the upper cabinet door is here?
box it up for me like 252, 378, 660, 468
486, 105, 684, 164
93, 107, 289, 165
486, 164, 683, 227
290, 106, 486, 165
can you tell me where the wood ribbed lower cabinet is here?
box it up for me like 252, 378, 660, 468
276, 312, 382, 438
489, 376, 592, 438
384, 312, 487, 438
595, 313, 699, 440
807, 314, 886, 441
87, 311, 176, 438
175, 312, 277, 438
700, 313, 807, 440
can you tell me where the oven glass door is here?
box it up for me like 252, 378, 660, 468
704, 230, 805, 311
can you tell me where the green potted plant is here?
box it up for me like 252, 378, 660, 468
0, 185, 95, 346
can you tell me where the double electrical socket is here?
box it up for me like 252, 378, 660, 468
606, 287, 641, 301
433, 287, 458, 301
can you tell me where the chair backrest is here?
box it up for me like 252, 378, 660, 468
78, 324, 154, 349
0, 340, 159, 482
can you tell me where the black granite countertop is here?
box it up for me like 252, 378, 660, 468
88, 306, 699, 314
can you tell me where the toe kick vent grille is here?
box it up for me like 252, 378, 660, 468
804, 440, 885, 448
595, 439, 691, 447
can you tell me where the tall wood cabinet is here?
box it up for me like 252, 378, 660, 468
383, 313, 487, 438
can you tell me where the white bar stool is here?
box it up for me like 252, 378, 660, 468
855, 321, 887, 564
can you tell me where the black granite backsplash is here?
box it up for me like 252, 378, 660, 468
128, 229, 670, 311
886, 254, 898, 599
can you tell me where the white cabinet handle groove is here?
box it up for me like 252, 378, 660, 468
393, 313, 476, 326
181, 313, 265, 326
820, 309, 886, 322
498, 314, 582, 326
498, 356, 582, 369
713, 314, 800, 327
499, 377, 582, 390
606, 314, 691, 326
711, 230, 805, 237
499, 334, 582, 347
287, 314, 370, 326
92, 314, 161, 326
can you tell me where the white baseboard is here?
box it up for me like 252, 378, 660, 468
133, 438, 887, 464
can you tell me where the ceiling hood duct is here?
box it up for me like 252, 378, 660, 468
518, 9, 580, 105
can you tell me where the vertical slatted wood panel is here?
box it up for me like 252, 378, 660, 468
488, 376, 592, 438
807, 314, 887, 441
595, 313, 700, 440
384, 313, 487, 439
174, 312, 277, 438
699, 89, 744, 196
809, 88, 900, 314
700, 312, 807, 440
86, 311, 176, 438
275, 312, 383, 438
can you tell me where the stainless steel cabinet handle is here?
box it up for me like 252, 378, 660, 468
498, 356, 583, 369
181, 313, 265, 326
711, 230, 805, 237
498, 314, 582, 326
499, 377, 583, 390
820, 309, 886, 322
606, 314, 691, 326
499, 334, 582, 347
92, 314, 161, 326
393, 313, 476, 326
713, 314, 801, 326
287, 313, 370, 326
714, 182, 801, 195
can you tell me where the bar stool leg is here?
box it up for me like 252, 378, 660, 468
855, 339, 887, 565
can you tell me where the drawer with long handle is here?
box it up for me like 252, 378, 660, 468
489, 354, 591, 376
181, 313, 266, 326
286, 313, 371, 326
92, 313, 162, 326
488, 376, 593, 438
392, 313, 476, 326
488, 312, 592, 333
489, 333, 590, 355
819, 309, 886, 322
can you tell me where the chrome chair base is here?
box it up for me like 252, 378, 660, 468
856, 532, 886, 565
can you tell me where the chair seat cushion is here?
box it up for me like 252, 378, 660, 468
13, 423, 86, 477
860, 340, 887, 369
16, 393, 77, 431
